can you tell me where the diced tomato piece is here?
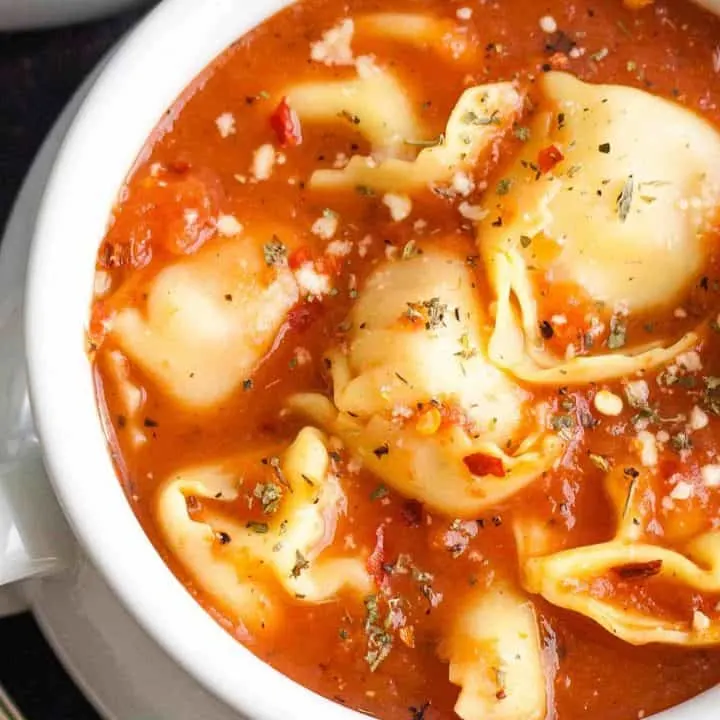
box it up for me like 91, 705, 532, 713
366, 525, 386, 586
270, 97, 303, 147
288, 246, 313, 270
538, 144, 564, 174
463, 453, 506, 477
101, 165, 223, 268
151, 168, 221, 255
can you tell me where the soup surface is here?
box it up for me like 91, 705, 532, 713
90, 0, 720, 718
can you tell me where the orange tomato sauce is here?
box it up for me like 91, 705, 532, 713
90, 0, 720, 717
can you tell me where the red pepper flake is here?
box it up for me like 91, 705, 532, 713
270, 97, 302, 147
288, 246, 313, 270
538, 145, 564, 174
366, 525, 386, 586
612, 559, 663, 580
464, 453, 506, 477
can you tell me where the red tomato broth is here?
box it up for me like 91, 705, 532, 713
90, 0, 720, 718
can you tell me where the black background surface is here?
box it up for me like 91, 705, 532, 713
0, 6, 155, 718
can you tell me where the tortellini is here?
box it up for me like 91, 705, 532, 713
355, 13, 475, 62
156, 427, 372, 634
311, 83, 523, 194
439, 583, 546, 720
516, 465, 720, 646
111, 235, 299, 408
478, 71, 720, 383
289, 247, 562, 517
286, 62, 422, 159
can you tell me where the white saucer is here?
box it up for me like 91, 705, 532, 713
1, 50, 239, 720
0, 0, 153, 30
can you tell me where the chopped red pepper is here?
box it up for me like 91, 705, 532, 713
270, 97, 303, 147
463, 453, 506, 477
537, 144, 564, 174
366, 525, 386, 586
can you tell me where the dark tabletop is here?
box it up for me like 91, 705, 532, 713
0, 8, 156, 718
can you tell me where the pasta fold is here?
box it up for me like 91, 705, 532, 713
517, 465, 720, 646
289, 247, 562, 516
439, 583, 546, 720
111, 236, 298, 408
310, 82, 523, 193
156, 427, 371, 633
477, 71, 720, 383
286, 63, 421, 159
355, 13, 475, 61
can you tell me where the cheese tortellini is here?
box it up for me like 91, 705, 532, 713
111, 235, 299, 408
156, 427, 372, 633
516, 464, 720, 646
355, 13, 475, 62
286, 62, 421, 160
439, 583, 546, 720
290, 247, 562, 517
311, 82, 523, 194
478, 71, 720, 383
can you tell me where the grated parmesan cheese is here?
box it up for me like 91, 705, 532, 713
670, 480, 693, 500
293, 346, 312, 366
456, 7, 473, 20
251, 143, 276, 181
701, 464, 720, 487
676, 350, 702, 372
451, 171, 474, 197
382, 193, 412, 222
215, 112, 236, 138
216, 214, 244, 237
94, 270, 111, 297
635, 430, 658, 467
594, 389, 623, 416
295, 262, 331, 297
312, 213, 339, 240
355, 54, 380, 78
458, 202, 488, 221
539, 15, 558, 33
693, 610, 711, 632
624, 379, 649, 407
310, 19, 355, 66
689, 405, 709, 431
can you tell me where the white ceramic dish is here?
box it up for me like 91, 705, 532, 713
0, 0, 717, 718
0, 0, 152, 30
0, 70, 238, 720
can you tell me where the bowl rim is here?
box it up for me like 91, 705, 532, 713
23, 0, 720, 718
24, 0, 362, 718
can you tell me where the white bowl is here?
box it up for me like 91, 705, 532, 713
20, 0, 720, 718
0, 0, 152, 30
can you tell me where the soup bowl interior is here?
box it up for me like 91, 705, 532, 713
23, 0, 720, 718
25, 0, 361, 718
